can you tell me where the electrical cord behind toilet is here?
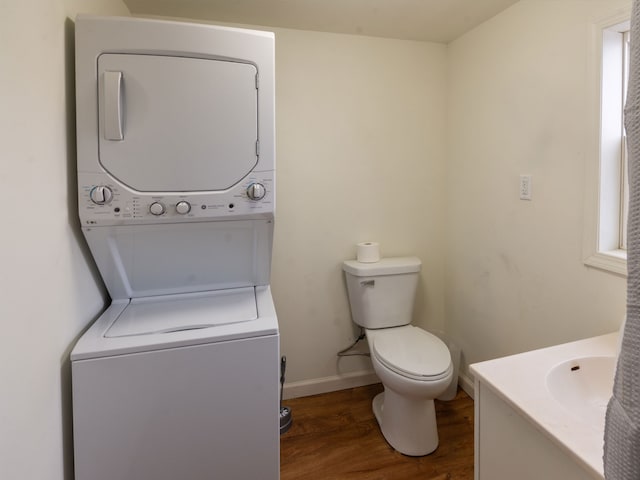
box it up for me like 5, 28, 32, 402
337, 327, 370, 357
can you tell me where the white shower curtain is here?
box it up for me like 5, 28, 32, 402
603, 0, 640, 477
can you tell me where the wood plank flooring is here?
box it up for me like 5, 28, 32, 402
280, 383, 474, 480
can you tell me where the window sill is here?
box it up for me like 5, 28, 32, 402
584, 250, 627, 276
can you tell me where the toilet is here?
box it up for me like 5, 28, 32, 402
342, 256, 453, 456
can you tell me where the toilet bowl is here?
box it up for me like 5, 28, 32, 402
367, 325, 452, 456
343, 257, 453, 456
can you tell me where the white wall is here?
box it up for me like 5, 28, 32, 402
0, 1, 129, 479
269, 28, 448, 390
446, 0, 630, 384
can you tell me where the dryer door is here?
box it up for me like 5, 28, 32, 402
97, 54, 258, 192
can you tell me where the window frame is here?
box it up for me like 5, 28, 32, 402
583, 12, 631, 277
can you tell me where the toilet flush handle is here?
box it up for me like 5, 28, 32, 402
361, 280, 375, 287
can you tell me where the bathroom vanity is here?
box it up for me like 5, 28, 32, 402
470, 333, 617, 480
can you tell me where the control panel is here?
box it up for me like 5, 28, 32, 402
79, 172, 274, 226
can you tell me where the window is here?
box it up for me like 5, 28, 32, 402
583, 15, 630, 276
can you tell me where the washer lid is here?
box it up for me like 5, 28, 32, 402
105, 287, 257, 338
372, 326, 450, 379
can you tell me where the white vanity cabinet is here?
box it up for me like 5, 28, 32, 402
471, 333, 617, 480
474, 379, 600, 480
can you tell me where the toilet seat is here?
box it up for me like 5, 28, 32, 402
372, 326, 451, 381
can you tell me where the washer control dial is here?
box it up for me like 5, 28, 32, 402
149, 202, 165, 216
89, 186, 113, 205
176, 201, 191, 215
246, 183, 266, 201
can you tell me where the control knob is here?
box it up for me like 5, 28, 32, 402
176, 201, 191, 215
246, 183, 266, 201
89, 186, 113, 205
149, 202, 165, 216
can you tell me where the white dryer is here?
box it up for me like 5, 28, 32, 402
70, 16, 279, 480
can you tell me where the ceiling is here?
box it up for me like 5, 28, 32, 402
123, 0, 520, 43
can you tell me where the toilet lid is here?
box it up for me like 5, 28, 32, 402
372, 326, 451, 379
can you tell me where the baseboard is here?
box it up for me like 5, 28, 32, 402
458, 371, 475, 399
283, 370, 380, 400
283, 370, 476, 401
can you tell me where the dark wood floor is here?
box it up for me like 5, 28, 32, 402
280, 383, 474, 480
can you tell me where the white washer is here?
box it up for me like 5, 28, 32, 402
71, 16, 279, 480
72, 287, 279, 480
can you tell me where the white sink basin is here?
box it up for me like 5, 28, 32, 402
546, 356, 616, 428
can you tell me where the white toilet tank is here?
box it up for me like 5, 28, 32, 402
343, 257, 421, 329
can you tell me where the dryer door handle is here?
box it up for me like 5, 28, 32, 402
103, 71, 124, 141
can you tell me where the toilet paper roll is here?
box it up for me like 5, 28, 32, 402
356, 242, 380, 263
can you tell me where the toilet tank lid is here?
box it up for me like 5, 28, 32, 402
342, 257, 421, 276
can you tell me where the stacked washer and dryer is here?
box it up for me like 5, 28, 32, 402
70, 16, 279, 480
